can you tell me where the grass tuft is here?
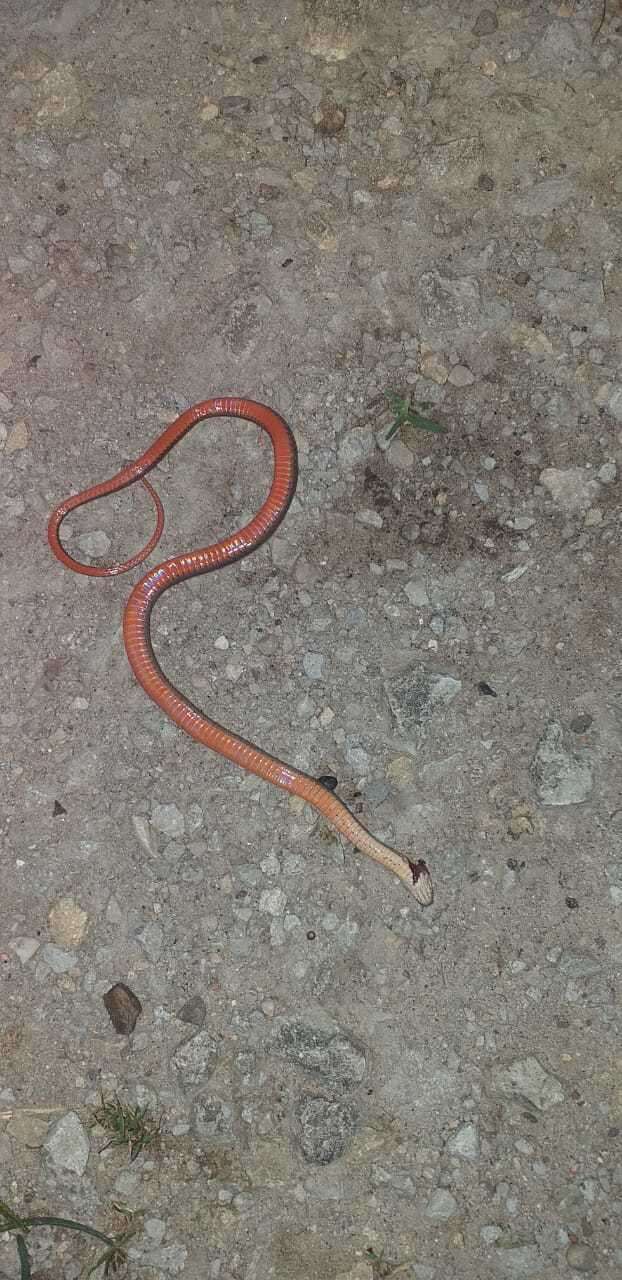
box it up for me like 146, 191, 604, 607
89, 1093, 161, 1163
0, 1196, 139, 1277
384, 390, 446, 444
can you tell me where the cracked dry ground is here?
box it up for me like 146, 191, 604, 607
1, 2, 622, 1279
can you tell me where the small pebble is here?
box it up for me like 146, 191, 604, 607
103, 982, 142, 1035
356, 509, 383, 528
303, 652, 325, 680
177, 995, 207, 1026
570, 713, 592, 734
76, 529, 111, 558
565, 1243, 596, 1272
314, 100, 346, 136
404, 580, 429, 607
425, 1188, 458, 1220
259, 888, 287, 916
448, 364, 475, 386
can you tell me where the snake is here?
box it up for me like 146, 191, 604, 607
47, 397, 433, 906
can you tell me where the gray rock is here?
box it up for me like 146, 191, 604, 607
130, 1244, 188, 1274
370, 1163, 416, 1195
538, 269, 603, 307
338, 427, 374, 469
76, 529, 111, 558
356, 508, 383, 528
219, 95, 251, 118
473, 10, 498, 35
493, 1056, 565, 1111
404, 580, 429, 607
559, 952, 601, 980
151, 803, 185, 837
15, 138, 61, 169
566, 1243, 596, 1272
136, 922, 164, 962
303, 652, 325, 680
193, 1095, 233, 1138
531, 722, 593, 806
513, 177, 575, 217
539, 467, 600, 515
44, 1111, 90, 1175
296, 1096, 357, 1164
248, 210, 273, 238
494, 1244, 542, 1277
259, 887, 287, 915
45, 0, 103, 36
529, 22, 591, 78
172, 1030, 219, 1086
39, 944, 77, 973
177, 995, 207, 1026
424, 1188, 459, 1220
447, 1122, 480, 1160
418, 271, 482, 330
608, 386, 622, 422
386, 667, 462, 734
273, 1022, 366, 1087
344, 739, 370, 771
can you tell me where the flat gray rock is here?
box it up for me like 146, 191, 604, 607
44, 1112, 90, 1175
273, 1022, 366, 1088
531, 722, 593, 805
296, 1096, 358, 1164
492, 1057, 565, 1112
172, 1031, 219, 1087
386, 667, 462, 734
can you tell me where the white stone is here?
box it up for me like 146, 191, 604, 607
151, 803, 185, 837
447, 1122, 480, 1160
259, 888, 287, 916
45, 1112, 90, 1175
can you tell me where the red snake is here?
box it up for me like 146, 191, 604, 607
47, 398, 433, 905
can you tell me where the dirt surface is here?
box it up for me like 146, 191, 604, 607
1, 1, 622, 1278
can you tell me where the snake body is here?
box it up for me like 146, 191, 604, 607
48, 398, 433, 905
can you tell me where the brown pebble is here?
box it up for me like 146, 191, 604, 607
103, 982, 142, 1035
314, 101, 346, 136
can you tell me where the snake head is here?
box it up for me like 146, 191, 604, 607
408, 858, 434, 907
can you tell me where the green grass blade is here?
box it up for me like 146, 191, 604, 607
16, 1234, 32, 1280
27, 1215, 115, 1246
408, 412, 446, 433
0, 1198, 28, 1232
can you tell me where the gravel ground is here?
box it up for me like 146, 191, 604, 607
1, 1, 622, 1278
